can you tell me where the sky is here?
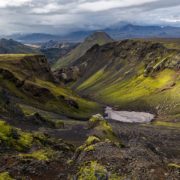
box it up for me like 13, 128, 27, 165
0, 0, 180, 35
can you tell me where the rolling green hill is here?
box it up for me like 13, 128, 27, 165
53, 32, 113, 69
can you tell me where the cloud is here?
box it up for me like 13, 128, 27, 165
0, 0, 32, 8
0, 0, 179, 35
32, 3, 62, 14
77, 0, 157, 12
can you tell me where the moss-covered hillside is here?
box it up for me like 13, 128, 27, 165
0, 54, 101, 119
57, 40, 180, 121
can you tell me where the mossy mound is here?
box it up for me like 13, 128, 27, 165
88, 114, 121, 143
0, 120, 33, 152
0, 120, 74, 179
168, 163, 180, 169
68, 115, 124, 179
77, 161, 121, 180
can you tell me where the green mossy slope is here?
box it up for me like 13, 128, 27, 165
0, 54, 101, 119
67, 40, 180, 121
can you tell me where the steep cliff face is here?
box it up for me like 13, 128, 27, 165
0, 54, 100, 119
54, 40, 180, 120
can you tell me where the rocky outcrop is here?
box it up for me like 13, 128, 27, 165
69, 115, 180, 179
0, 67, 55, 100
20, 55, 55, 81
53, 63, 87, 83
0, 54, 57, 83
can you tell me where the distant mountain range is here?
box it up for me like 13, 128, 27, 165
105, 24, 180, 39
40, 40, 79, 64
0, 38, 79, 65
0, 38, 39, 54
4, 23, 180, 43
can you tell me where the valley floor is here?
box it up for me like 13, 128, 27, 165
0, 102, 180, 179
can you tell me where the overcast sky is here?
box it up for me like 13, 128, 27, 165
0, 0, 180, 35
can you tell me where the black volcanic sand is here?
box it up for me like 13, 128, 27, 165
0, 115, 179, 179
47, 119, 180, 162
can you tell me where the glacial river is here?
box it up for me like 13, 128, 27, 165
105, 107, 154, 123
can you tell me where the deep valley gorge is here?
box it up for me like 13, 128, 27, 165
0, 32, 179, 179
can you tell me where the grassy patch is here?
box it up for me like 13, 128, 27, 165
78, 69, 105, 90
77, 161, 122, 180
78, 161, 108, 180
168, 163, 180, 169
153, 121, 180, 128
88, 114, 120, 143
0, 120, 33, 151
0, 172, 14, 180
19, 148, 56, 161
0, 54, 33, 61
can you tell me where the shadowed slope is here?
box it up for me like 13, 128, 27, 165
53, 32, 113, 69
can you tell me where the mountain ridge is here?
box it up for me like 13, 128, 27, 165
53, 31, 113, 69
0, 38, 39, 54
5, 23, 180, 43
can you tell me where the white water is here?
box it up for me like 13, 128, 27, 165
105, 107, 154, 123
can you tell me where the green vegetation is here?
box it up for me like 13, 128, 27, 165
77, 161, 122, 180
0, 172, 14, 180
0, 120, 33, 151
0, 54, 101, 119
19, 148, 57, 161
0, 120, 12, 141
78, 161, 108, 180
60, 39, 179, 121
35, 78, 101, 118
85, 136, 100, 145
89, 114, 119, 143
0, 54, 34, 61
76, 114, 122, 155
78, 69, 105, 90
146, 38, 180, 50
55, 120, 64, 128
153, 121, 180, 128
168, 163, 180, 169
